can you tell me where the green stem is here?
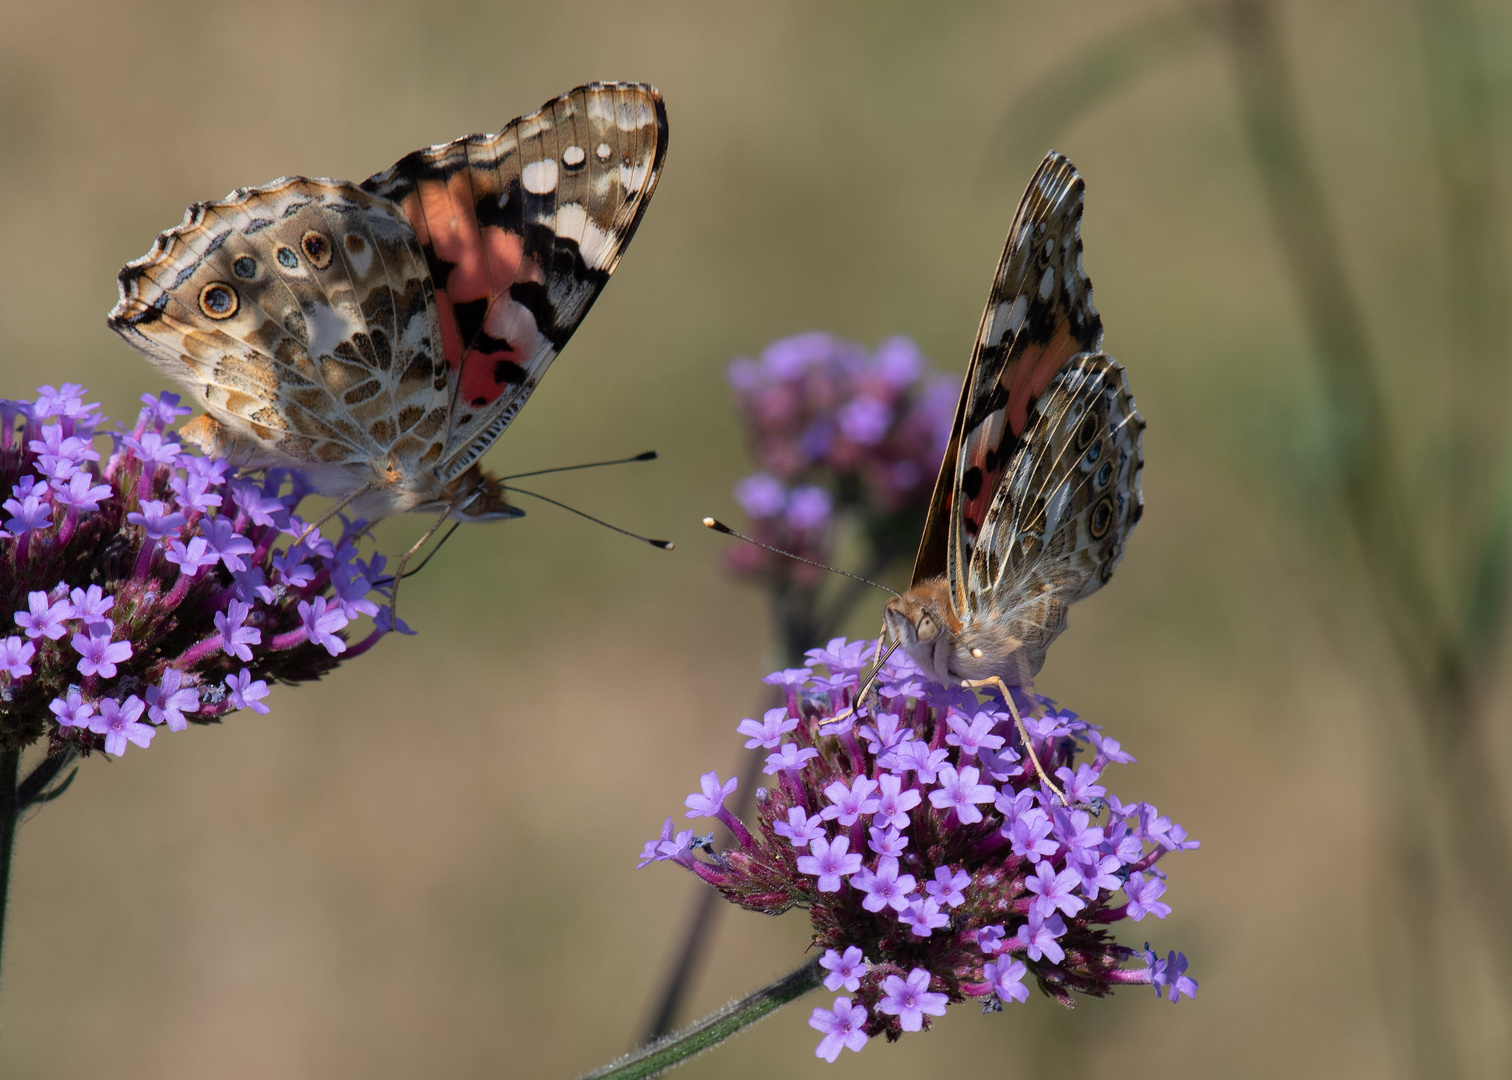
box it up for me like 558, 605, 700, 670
589, 958, 823, 1080
0, 748, 19, 991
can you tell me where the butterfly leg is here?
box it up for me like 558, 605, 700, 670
961, 675, 1067, 804
293, 482, 375, 548
385, 506, 453, 623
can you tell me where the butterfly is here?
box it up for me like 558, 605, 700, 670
108, 82, 667, 557
879, 152, 1144, 795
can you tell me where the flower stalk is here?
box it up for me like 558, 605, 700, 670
584, 958, 824, 1080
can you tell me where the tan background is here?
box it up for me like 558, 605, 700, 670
0, 0, 1506, 1076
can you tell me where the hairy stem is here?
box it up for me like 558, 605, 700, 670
590, 958, 823, 1080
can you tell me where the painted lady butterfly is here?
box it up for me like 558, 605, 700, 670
108, 82, 667, 538
881, 153, 1144, 791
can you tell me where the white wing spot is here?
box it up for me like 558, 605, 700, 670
1043, 239, 1053, 256
1006, 295, 1028, 334
587, 95, 615, 123
522, 159, 559, 194
985, 294, 1030, 347
619, 161, 650, 192
1044, 480, 1072, 538
554, 203, 616, 270
518, 116, 552, 141
563, 145, 586, 168
595, 142, 613, 161
615, 100, 654, 130
1038, 266, 1054, 300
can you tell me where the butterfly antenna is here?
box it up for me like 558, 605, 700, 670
500, 450, 659, 482
505, 485, 674, 550
702, 518, 900, 597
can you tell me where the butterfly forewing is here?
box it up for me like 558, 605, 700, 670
911, 155, 1103, 612
359, 82, 668, 481
110, 180, 450, 474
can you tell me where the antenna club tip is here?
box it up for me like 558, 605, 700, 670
652, 540, 675, 551
971, 647, 984, 658
636, 450, 659, 461
702, 517, 731, 533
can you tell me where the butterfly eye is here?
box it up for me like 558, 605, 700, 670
197, 282, 238, 320
301, 230, 334, 269
1096, 461, 1113, 488
232, 256, 257, 279
1088, 494, 1115, 539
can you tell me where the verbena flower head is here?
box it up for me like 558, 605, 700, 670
726, 334, 956, 584
0, 386, 399, 756
642, 638, 1198, 1060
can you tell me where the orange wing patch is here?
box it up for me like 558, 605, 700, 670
398, 177, 537, 410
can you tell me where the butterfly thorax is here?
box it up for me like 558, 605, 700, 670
885, 575, 1049, 691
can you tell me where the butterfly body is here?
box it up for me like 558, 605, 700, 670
886, 154, 1144, 697
109, 82, 667, 525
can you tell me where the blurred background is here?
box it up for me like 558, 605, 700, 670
1, 0, 1510, 1077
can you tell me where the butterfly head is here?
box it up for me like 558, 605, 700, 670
882, 577, 959, 686
440, 466, 525, 522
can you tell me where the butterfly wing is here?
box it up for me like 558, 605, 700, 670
962, 352, 1144, 682
359, 81, 668, 482
109, 179, 450, 481
910, 153, 1104, 618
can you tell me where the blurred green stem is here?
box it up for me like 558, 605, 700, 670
1411, 0, 1512, 582
590, 958, 823, 1080
1225, 0, 1439, 670
1226, 0, 1512, 1069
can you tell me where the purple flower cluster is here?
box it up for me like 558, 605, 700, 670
0, 385, 399, 757
726, 334, 956, 583
641, 638, 1197, 1061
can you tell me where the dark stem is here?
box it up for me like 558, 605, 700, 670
641, 722, 770, 1042
0, 748, 18, 989
640, 544, 888, 1041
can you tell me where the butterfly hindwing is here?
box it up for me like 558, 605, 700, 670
962, 352, 1144, 681
359, 82, 668, 481
109, 179, 450, 475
